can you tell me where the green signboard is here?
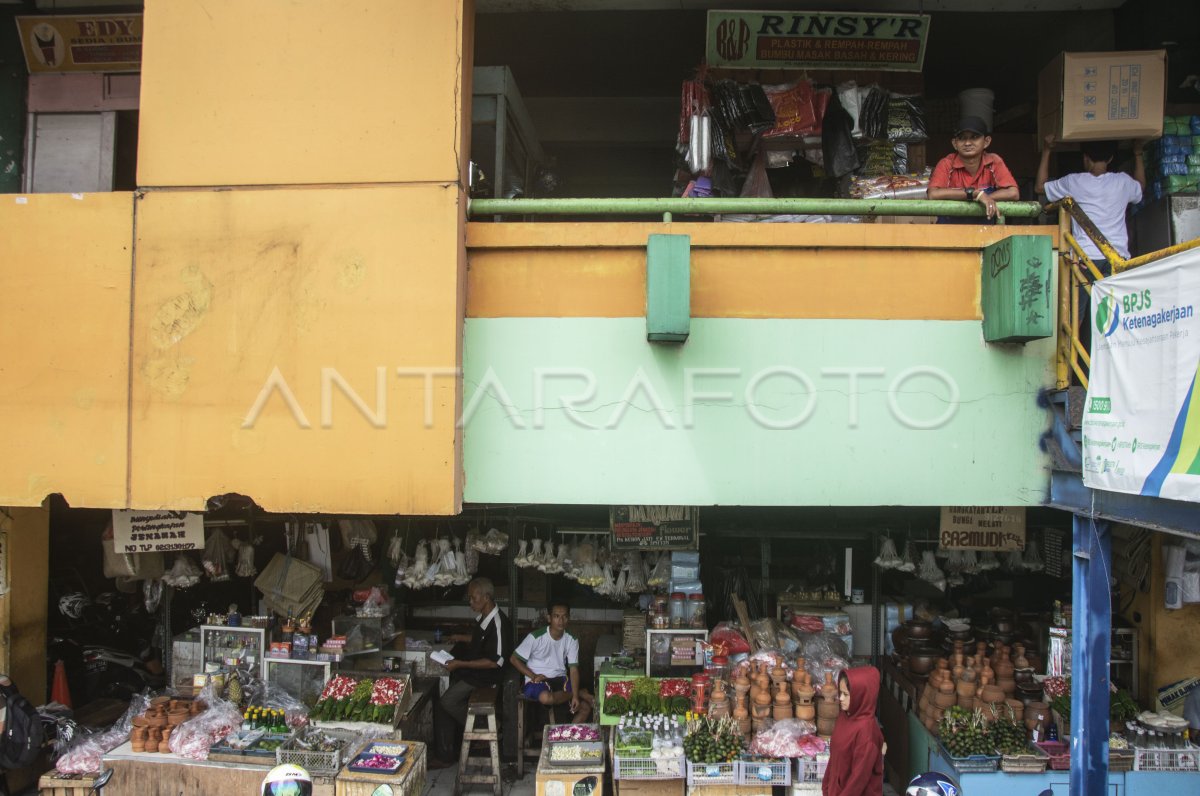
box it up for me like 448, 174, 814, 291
706, 9, 930, 71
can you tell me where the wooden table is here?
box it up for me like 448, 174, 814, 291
102, 741, 336, 796
334, 740, 426, 796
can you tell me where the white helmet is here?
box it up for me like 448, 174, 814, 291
261, 764, 313, 796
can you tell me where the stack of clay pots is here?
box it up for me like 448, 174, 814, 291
815, 671, 839, 737
130, 697, 198, 754
749, 663, 772, 732
791, 669, 816, 722
708, 680, 731, 720
733, 672, 752, 737
992, 644, 1017, 699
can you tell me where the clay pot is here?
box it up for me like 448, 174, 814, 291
773, 703, 792, 720
907, 648, 939, 675
930, 707, 945, 723
150, 696, 170, 708
131, 742, 145, 753
1014, 645, 1030, 670
997, 677, 1016, 698
1005, 699, 1025, 723
906, 620, 934, 640
770, 666, 787, 685
817, 717, 837, 736
131, 715, 150, 728
958, 696, 976, 711
938, 677, 955, 694
981, 685, 1005, 704
774, 687, 791, 706
754, 690, 772, 707
934, 691, 957, 709
733, 703, 749, 719
956, 680, 976, 700
822, 671, 836, 695
817, 698, 841, 719
147, 715, 167, 728
795, 704, 816, 721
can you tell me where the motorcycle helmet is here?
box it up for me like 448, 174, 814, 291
261, 764, 313, 796
907, 771, 960, 796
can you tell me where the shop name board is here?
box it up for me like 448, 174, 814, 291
706, 10, 930, 71
112, 510, 204, 553
610, 506, 699, 550
938, 506, 1025, 551
16, 14, 143, 74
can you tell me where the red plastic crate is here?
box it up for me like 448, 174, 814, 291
1034, 741, 1070, 770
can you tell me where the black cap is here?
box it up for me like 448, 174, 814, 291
955, 116, 989, 136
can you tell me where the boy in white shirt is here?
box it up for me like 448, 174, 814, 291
1036, 136, 1147, 275
510, 602, 594, 722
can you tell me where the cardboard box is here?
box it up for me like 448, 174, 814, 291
614, 779, 685, 796
1038, 50, 1165, 145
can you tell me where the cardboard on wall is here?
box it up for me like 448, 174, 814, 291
1038, 50, 1165, 145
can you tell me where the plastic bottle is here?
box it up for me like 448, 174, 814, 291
1047, 715, 1059, 741
669, 593, 687, 628
1032, 713, 1046, 744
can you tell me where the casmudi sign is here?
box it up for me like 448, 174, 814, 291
1083, 246, 1200, 502
706, 10, 930, 71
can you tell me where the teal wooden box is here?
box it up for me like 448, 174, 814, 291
981, 235, 1055, 343
646, 234, 691, 343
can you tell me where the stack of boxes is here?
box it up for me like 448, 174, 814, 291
1146, 116, 1200, 200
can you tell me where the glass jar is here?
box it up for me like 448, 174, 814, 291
688, 594, 706, 628
708, 655, 730, 685
669, 592, 687, 628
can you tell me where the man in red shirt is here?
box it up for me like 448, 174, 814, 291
927, 116, 1019, 222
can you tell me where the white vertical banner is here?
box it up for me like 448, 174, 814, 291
1082, 247, 1200, 502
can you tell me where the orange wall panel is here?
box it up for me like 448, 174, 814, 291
130, 185, 464, 514
0, 193, 132, 507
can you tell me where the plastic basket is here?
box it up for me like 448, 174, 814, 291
1033, 741, 1070, 771
939, 741, 1000, 773
795, 753, 829, 783
686, 760, 738, 786
276, 727, 360, 775
1108, 750, 1134, 773
999, 750, 1047, 773
1133, 745, 1200, 772
738, 757, 792, 786
613, 755, 685, 780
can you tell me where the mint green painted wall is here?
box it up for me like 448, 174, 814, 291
463, 318, 1055, 506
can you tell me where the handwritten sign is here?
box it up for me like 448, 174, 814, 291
112, 510, 204, 553
938, 506, 1026, 551
610, 506, 699, 550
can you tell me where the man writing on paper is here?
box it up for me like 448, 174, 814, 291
429, 577, 513, 768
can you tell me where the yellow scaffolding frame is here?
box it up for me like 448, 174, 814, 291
1049, 196, 1200, 389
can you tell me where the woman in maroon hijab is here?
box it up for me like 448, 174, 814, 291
822, 665, 885, 796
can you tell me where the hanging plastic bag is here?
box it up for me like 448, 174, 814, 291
978, 551, 1000, 571
918, 550, 946, 591
231, 536, 260, 578
143, 579, 164, 613
874, 537, 901, 569
821, 90, 859, 178
101, 523, 165, 580
479, 527, 509, 554
897, 541, 916, 573
202, 528, 235, 582
762, 81, 819, 138
337, 541, 373, 583
386, 529, 405, 568
1023, 539, 1045, 572
163, 555, 203, 589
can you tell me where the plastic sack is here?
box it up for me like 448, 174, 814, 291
763, 81, 819, 138
102, 523, 165, 581
710, 622, 751, 656
57, 691, 150, 773
874, 537, 900, 569
647, 552, 670, 589
796, 632, 850, 688
886, 95, 927, 143
748, 719, 822, 757
245, 680, 309, 730
821, 89, 859, 178
918, 550, 946, 591
169, 683, 244, 760
338, 518, 378, 549
202, 528, 234, 582
740, 152, 774, 199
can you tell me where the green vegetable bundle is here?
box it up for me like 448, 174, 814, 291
604, 695, 629, 716
938, 706, 994, 758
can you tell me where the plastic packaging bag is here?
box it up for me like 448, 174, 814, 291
763, 81, 819, 138
821, 90, 859, 178
710, 622, 752, 656
102, 523, 165, 580
647, 552, 670, 589
163, 554, 203, 588
796, 632, 850, 689
919, 550, 947, 591
874, 537, 901, 569
169, 684, 244, 760
748, 719, 822, 757
57, 692, 151, 773
203, 528, 234, 582
886, 95, 927, 142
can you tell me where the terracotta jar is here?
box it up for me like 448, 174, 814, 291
770, 666, 787, 686
961, 659, 976, 683
1005, 699, 1025, 723
958, 695, 976, 711
817, 717, 837, 736
995, 648, 1015, 679
934, 690, 957, 709
793, 678, 815, 704
775, 683, 791, 705
773, 702, 792, 720
997, 677, 1016, 698
1013, 644, 1030, 670
817, 697, 841, 719
795, 703, 816, 721
938, 676, 955, 695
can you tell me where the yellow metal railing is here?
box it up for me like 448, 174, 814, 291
1051, 197, 1200, 390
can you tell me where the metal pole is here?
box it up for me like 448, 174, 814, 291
1070, 514, 1112, 796
469, 197, 1044, 219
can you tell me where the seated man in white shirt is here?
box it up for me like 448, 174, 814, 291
510, 602, 594, 722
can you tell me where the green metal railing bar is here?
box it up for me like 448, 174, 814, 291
468, 197, 1045, 219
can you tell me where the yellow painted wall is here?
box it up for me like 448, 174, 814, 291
130, 185, 465, 514
138, 0, 473, 187
0, 507, 49, 702
1144, 535, 1200, 708
0, 194, 132, 507
466, 223, 1059, 319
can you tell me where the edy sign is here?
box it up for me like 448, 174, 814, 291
706, 10, 930, 71
16, 14, 142, 73
1084, 246, 1200, 502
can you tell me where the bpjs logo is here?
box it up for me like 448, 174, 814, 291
1095, 293, 1121, 337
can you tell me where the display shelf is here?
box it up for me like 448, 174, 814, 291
645, 629, 707, 677
199, 625, 266, 678
265, 658, 333, 707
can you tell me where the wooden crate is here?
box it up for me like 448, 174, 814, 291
335, 740, 426, 796
38, 772, 97, 796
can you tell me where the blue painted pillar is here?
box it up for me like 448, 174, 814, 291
1070, 515, 1112, 796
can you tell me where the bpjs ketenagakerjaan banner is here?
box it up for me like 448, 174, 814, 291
1083, 247, 1200, 502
